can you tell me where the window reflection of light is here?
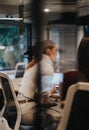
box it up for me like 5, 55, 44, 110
0, 46, 6, 50
6, 46, 14, 51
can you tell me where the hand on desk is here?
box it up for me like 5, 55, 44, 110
51, 86, 56, 95
50, 93, 60, 99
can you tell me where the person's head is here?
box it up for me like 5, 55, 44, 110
42, 40, 57, 61
77, 37, 89, 81
27, 40, 57, 69
33, 40, 57, 62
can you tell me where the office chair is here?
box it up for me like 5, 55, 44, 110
0, 72, 21, 130
0, 117, 12, 130
57, 82, 89, 130
14, 62, 26, 78
0, 72, 35, 130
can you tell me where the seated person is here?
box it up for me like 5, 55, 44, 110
59, 70, 88, 104
17, 40, 58, 124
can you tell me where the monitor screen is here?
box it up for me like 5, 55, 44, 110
53, 73, 63, 93
41, 73, 63, 93
53, 73, 63, 86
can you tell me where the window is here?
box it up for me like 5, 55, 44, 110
0, 23, 28, 70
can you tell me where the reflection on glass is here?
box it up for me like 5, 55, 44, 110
0, 24, 26, 70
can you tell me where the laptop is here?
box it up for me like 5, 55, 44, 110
41, 73, 63, 93
53, 73, 64, 93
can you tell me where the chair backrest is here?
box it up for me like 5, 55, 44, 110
14, 62, 26, 78
0, 72, 21, 130
0, 117, 12, 130
57, 82, 89, 130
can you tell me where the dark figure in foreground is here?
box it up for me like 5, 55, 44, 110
77, 37, 89, 81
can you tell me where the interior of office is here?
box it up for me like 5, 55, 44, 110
0, 0, 89, 130
0, 0, 80, 75
0, 0, 88, 74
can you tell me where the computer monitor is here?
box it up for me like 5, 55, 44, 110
53, 73, 63, 86
53, 73, 64, 93
41, 73, 63, 93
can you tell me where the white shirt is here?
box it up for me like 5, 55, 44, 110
18, 54, 54, 99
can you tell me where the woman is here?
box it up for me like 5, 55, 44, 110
17, 40, 58, 124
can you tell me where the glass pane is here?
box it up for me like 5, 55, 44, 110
0, 24, 27, 70
49, 25, 77, 72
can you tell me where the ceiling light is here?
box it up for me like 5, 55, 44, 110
43, 8, 50, 13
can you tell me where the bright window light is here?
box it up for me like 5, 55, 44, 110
0, 46, 6, 50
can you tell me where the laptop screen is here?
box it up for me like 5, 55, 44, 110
53, 73, 63, 86
53, 73, 63, 93
41, 73, 63, 93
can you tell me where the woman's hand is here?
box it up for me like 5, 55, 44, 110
51, 86, 56, 95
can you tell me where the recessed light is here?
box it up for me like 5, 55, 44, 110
43, 8, 50, 13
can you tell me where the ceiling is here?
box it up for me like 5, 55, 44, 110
0, 0, 77, 16
0, 0, 78, 24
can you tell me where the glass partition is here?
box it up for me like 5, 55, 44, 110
0, 23, 29, 70
49, 25, 77, 72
